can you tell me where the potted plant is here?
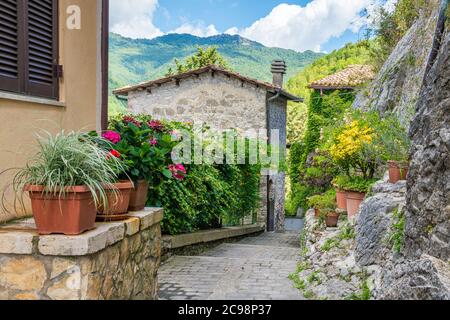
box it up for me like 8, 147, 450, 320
321, 208, 340, 228
307, 189, 336, 219
340, 176, 376, 219
89, 131, 133, 220
379, 115, 411, 184
8, 132, 122, 235
332, 175, 349, 210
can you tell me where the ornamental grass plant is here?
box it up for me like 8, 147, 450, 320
4, 131, 125, 212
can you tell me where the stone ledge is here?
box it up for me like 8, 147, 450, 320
0, 208, 163, 256
163, 224, 265, 250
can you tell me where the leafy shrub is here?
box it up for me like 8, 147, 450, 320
307, 189, 336, 211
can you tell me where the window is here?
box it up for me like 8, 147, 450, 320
0, 0, 59, 100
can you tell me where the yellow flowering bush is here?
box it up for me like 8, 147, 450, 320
330, 121, 374, 161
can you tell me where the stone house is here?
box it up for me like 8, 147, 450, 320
114, 62, 302, 231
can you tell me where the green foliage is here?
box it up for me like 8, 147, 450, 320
388, 207, 406, 253
7, 131, 124, 210
166, 47, 228, 75
321, 238, 341, 252
339, 223, 356, 241
158, 163, 261, 235
286, 40, 376, 143
338, 176, 377, 193
109, 33, 322, 114
373, 0, 429, 59
347, 279, 371, 300
307, 189, 336, 211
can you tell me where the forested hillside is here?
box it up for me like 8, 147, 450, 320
109, 33, 322, 114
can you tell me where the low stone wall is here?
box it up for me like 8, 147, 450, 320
0, 208, 163, 300
162, 224, 265, 260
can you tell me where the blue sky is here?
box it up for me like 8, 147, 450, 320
110, 0, 396, 53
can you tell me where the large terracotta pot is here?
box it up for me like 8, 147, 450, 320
336, 189, 347, 210
97, 181, 133, 218
25, 185, 97, 236
128, 180, 149, 211
325, 212, 340, 228
388, 161, 409, 184
345, 191, 366, 219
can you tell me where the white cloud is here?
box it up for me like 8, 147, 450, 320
227, 0, 380, 52
110, 0, 163, 39
169, 23, 220, 37
224, 27, 239, 35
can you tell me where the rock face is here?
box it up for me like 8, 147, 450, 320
406, 23, 450, 262
352, 0, 440, 127
355, 181, 407, 266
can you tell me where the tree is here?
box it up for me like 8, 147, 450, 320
166, 47, 229, 76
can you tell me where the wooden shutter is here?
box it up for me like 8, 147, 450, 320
0, 0, 22, 93
26, 0, 58, 99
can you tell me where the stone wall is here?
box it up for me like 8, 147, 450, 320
127, 72, 267, 132
0, 209, 163, 300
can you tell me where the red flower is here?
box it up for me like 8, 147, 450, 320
107, 149, 121, 160
123, 115, 142, 127
148, 120, 164, 132
168, 164, 187, 181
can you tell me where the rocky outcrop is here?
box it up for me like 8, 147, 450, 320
377, 255, 450, 300
352, 0, 441, 127
406, 23, 450, 262
290, 212, 370, 300
355, 181, 406, 266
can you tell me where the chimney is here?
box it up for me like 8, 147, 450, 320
271, 60, 287, 88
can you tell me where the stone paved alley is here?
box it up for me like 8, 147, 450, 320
158, 225, 305, 300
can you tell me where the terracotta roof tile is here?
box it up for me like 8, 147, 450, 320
308, 65, 375, 90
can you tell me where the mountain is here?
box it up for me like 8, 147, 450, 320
109, 33, 323, 113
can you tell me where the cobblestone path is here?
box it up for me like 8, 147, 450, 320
158, 231, 304, 300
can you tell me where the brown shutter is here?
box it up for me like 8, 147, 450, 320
0, 0, 22, 93
25, 0, 58, 99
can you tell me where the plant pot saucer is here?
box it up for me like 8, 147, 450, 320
96, 214, 131, 222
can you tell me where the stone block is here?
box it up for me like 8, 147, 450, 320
0, 231, 35, 254
130, 208, 164, 231
38, 223, 125, 256
0, 257, 47, 291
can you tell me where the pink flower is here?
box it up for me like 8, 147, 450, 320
102, 131, 121, 144
168, 164, 187, 181
150, 138, 158, 146
148, 120, 164, 132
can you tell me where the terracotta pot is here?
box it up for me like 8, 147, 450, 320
128, 180, 149, 211
336, 189, 347, 210
345, 191, 366, 219
325, 212, 340, 228
388, 161, 409, 184
24, 185, 97, 236
97, 180, 133, 217
314, 208, 320, 218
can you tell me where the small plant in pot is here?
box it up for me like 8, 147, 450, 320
379, 114, 411, 184
88, 131, 133, 220
332, 175, 350, 211
5, 131, 122, 235
340, 176, 376, 219
321, 208, 340, 228
307, 189, 336, 219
